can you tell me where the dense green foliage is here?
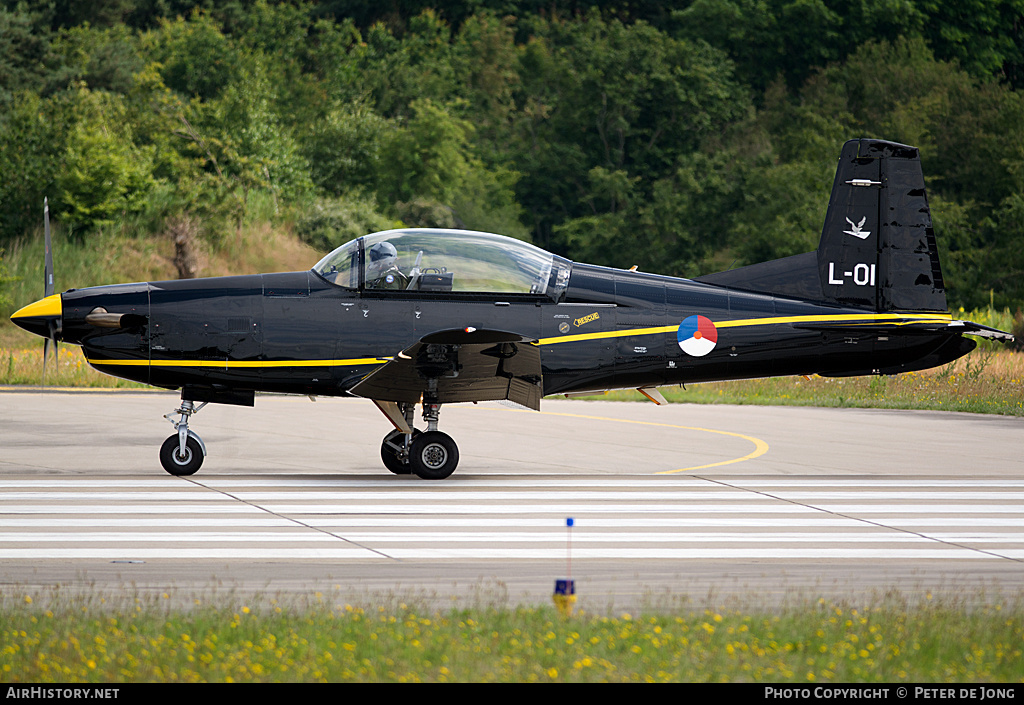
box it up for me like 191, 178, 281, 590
1, 0, 1022, 309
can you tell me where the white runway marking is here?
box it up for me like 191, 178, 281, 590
4, 478, 1024, 488
1, 475, 1023, 562
3, 549, 1019, 560
12, 490, 1024, 501
7, 502, 1024, 515
7, 516, 1024, 527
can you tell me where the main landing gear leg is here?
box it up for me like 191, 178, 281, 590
159, 398, 208, 476
407, 400, 459, 480
380, 402, 419, 475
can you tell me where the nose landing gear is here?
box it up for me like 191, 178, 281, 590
160, 399, 207, 476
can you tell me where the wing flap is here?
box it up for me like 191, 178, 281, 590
350, 329, 544, 410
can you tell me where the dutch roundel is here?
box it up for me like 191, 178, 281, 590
677, 315, 718, 357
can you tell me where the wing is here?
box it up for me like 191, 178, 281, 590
349, 328, 544, 410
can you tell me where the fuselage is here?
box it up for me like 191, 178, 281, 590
50, 262, 971, 401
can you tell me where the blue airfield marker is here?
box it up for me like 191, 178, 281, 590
553, 517, 576, 615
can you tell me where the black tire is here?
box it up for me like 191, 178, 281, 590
159, 434, 204, 476
409, 431, 459, 480
381, 429, 420, 475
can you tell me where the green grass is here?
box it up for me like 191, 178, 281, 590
2, 590, 1022, 682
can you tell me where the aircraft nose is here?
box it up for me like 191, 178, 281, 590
9, 294, 62, 339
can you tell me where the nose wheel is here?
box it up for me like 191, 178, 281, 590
160, 399, 207, 476
160, 434, 204, 476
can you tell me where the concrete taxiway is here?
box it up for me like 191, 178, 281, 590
2, 391, 1022, 610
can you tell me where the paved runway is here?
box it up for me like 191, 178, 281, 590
2, 391, 1023, 610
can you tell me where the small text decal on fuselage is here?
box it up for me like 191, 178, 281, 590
574, 312, 600, 327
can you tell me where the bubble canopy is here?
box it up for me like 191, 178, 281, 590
312, 229, 572, 300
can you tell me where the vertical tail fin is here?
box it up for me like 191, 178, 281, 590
818, 139, 946, 312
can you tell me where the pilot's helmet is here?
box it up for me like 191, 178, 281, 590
367, 241, 398, 274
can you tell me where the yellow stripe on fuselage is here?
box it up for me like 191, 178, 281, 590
87, 358, 386, 368
535, 312, 952, 346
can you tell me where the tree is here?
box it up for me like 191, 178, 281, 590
669, 0, 927, 95
0, 91, 66, 242
451, 12, 520, 142
56, 87, 156, 234
377, 98, 473, 205
917, 0, 1024, 88
509, 13, 751, 261
53, 22, 145, 95
301, 102, 388, 195
208, 53, 315, 203
0, 4, 70, 103
355, 10, 457, 119
142, 9, 238, 101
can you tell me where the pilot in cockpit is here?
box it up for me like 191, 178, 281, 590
366, 241, 410, 290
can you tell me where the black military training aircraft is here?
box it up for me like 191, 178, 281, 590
10, 139, 1015, 479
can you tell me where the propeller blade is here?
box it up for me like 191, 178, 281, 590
42, 335, 51, 388
44, 197, 54, 297
41, 198, 57, 387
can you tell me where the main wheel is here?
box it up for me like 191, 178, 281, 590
408, 431, 459, 480
380, 429, 421, 475
160, 434, 204, 476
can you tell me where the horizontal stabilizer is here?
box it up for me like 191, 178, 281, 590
694, 251, 822, 300
793, 319, 1014, 343
947, 321, 1015, 342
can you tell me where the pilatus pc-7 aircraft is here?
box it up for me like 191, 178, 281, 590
11, 139, 1014, 479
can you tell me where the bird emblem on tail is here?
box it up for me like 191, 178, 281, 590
844, 216, 870, 239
